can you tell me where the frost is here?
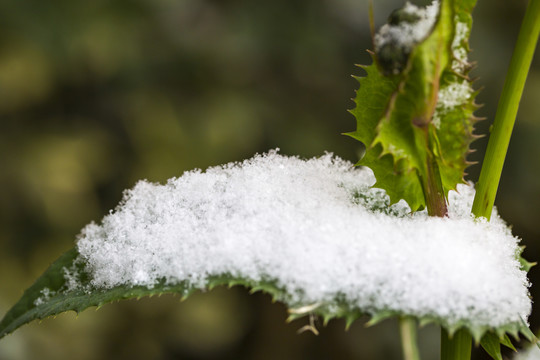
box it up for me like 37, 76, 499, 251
374, 1, 440, 53
433, 80, 473, 128
75, 150, 531, 329
452, 20, 470, 72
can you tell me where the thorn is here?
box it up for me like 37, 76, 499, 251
471, 116, 487, 122
453, 71, 470, 81
345, 315, 358, 331
366, 49, 375, 56
472, 101, 485, 109
323, 315, 332, 327
509, 329, 521, 341
288, 303, 321, 315
418, 317, 433, 327
446, 324, 459, 338
365, 311, 393, 327
472, 326, 488, 345
495, 327, 506, 339
471, 133, 486, 140
297, 314, 319, 336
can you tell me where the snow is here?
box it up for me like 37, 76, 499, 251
374, 1, 440, 54
515, 345, 540, 360
75, 150, 531, 329
437, 81, 472, 109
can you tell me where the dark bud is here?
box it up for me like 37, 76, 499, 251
377, 40, 409, 75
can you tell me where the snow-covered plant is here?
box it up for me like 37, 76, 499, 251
1, 0, 540, 359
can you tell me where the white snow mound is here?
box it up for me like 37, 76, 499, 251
76, 150, 531, 328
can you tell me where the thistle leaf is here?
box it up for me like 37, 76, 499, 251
349, 0, 478, 210
481, 332, 504, 360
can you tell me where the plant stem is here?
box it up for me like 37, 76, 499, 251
472, 0, 540, 219
425, 141, 448, 217
400, 317, 421, 360
441, 328, 472, 360
420, 125, 448, 217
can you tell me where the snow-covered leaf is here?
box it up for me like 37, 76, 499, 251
0, 152, 532, 343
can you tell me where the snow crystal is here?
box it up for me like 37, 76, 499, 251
75, 150, 531, 329
374, 1, 440, 53
33, 288, 55, 306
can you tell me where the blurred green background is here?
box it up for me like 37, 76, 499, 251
0, 0, 538, 359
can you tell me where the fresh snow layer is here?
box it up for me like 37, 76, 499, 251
76, 150, 531, 328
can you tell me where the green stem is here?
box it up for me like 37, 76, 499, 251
472, 0, 540, 219
425, 131, 448, 217
441, 329, 472, 360
399, 317, 421, 360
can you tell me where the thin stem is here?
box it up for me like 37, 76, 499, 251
441, 329, 472, 360
420, 126, 448, 217
472, 0, 540, 219
399, 317, 421, 360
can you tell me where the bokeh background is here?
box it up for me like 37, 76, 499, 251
0, 0, 538, 359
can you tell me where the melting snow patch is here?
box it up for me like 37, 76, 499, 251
75, 150, 531, 328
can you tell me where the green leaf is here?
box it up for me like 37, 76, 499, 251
348, 0, 478, 211
0, 249, 182, 339
480, 332, 503, 360
479, 332, 517, 360
518, 246, 537, 272
500, 334, 516, 351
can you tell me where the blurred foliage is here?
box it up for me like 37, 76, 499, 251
0, 0, 538, 359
